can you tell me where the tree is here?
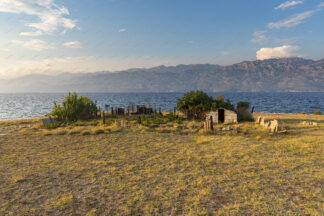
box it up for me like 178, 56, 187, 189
211, 99, 234, 111
216, 94, 225, 102
314, 109, 323, 115
177, 90, 214, 119
51, 92, 97, 122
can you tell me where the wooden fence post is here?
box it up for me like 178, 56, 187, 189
102, 111, 105, 124
210, 116, 213, 130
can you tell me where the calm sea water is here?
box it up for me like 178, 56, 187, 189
0, 92, 323, 120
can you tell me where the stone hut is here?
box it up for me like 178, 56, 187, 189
206, 108, 237, 124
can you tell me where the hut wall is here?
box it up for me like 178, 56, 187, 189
224, 110, 237, 123
206, 109, 237, 124
206, 111, 218, 124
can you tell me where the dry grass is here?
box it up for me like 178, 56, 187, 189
0, 114, 323, 215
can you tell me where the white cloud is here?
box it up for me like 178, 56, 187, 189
0, 56, 95, 78
256, 45, 300, 60
268, 10, 315, 29
0, 0, 77, 36
63, 41, 84, 49
318, 2, 324, 8
119, 28, 127, 32
275, 1, 303, 10
11, 39, 55, 51
251, 30, 268, 43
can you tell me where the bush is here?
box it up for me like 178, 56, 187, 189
211, 99, 234, 111
42, 122, 62, 129
238, 116, 255, 122
314, 109, 323, 115
237, 101, 250, 109
51, 92, 97, 122
164, 112, 183, 124
216, 94, 225, 102
177, 90, 214, 119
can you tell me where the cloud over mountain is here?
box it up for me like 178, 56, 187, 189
256, 45, 300, 60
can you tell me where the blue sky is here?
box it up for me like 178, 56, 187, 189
0, 0, 324, 78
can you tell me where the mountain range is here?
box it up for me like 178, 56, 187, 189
0, 57, 324, 92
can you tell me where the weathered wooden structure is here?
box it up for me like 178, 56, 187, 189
136, 105, 153, 115
204, 116, 214, 131
117, 108, 125, 115
206, 108, 237, 124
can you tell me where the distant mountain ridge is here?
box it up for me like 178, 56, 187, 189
0, 57, 324, 92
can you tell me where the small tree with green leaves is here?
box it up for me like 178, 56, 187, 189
105, 104, 110, 111
177, 90, 214, 119
51, 92, 97, 122
314, 109, 323, 115
216, 94, 225, 102
211, 98, 235, 111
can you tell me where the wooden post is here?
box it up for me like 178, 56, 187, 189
102, 111, 105, 124
210, 116, 213, 130
138, 116, 142, 124
111, 107, 114, 115
173, 107, 176, 116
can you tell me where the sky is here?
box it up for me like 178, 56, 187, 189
0, 0, 324, 78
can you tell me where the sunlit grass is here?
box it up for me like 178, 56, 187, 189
0, 113, 323, 215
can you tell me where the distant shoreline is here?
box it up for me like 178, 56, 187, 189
1, 112, 324, 123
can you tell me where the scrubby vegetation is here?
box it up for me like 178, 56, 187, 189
177, 91, 234, 119
211, 96, 234, 111
177, 90, 214, 119
0, 113, 323, 215
314, 109, 323, 115
51, 92, 97, 122
237, 101, 250, 109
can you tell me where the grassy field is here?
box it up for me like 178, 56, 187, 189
0, 113, 324, 215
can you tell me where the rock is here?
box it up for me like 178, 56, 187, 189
270, 120, 279, 133
301, 121, 318, 126
222, 126, 231, 131
255, 116, 262, 124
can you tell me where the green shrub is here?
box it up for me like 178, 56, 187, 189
216, 94, 225, 102
51, 92, 97, 122
314, 109, 323, 115
237, 101, 250, 109
177, 90, 214, 119
211, 99, 234, 111
73, 120, 86, 126
90, 119, 99, 126
238, 116, 255, 122
164, 113, 183, 124
42, 122, 62, 129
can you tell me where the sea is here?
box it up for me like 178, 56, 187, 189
0, 92, 323, 121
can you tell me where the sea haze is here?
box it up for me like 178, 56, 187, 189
0, 58, 324, 93
0, 92, 323, 120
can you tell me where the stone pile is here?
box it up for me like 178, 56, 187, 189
256, 116, 279, 133
301, 121, 318, 126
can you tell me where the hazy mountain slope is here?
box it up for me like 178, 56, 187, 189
0, 58, 323, 92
